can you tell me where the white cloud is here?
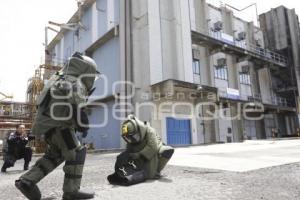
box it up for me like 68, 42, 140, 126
0, 0, 76, 102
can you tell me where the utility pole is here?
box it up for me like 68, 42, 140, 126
0, 92, 13, 102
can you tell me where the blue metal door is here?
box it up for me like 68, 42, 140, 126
167, 118, 191, 145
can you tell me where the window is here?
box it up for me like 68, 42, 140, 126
214, 66, 228, 80
193, 59, 200, 75
239, 73, 251, 85
228, 127, 232, 133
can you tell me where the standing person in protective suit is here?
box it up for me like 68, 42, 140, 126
1, 124, 33, 172
107, 115, 174, 186
15, 52, 99, 200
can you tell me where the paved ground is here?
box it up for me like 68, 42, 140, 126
1, 139, 300, 200
170, 139, 300, 172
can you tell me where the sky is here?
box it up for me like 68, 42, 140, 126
0, 0, 77, 102
0, 0, 299, 102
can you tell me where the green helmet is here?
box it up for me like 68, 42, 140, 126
63, 52, 99, 91
121, 115, 149, 144
121, 119, 141, 144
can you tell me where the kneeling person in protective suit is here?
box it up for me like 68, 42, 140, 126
107, 115, 174, 186
15, 52, 99, 200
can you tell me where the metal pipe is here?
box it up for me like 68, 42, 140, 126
45, 27, 48, 53
124, 0, 128, 116
225, 3, 260, 27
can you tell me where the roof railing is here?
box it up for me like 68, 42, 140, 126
202, 29, 288, 66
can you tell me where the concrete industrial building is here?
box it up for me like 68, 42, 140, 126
259, 6, 300, 137
0, 101, 32, 140
45, 0, 299, 149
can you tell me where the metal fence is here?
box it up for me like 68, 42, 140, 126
218, 89, 293, 107
0, 104, 34, 119
203, 29, 288, 66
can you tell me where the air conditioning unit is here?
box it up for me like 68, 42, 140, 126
255, 39, 263, 47
238, 32, 247, 41
217, 58, 226, 67
213, 21, 223, 31
241, 65, 250, 73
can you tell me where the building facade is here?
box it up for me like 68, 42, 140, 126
0, 101, 32, 140
46, 0, 299, 149
259, 6, 300, 137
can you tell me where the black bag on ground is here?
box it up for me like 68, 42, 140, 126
107, 151, 146, 186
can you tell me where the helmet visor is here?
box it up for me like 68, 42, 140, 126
122, 133, 141, 144
121, 121, 141, 144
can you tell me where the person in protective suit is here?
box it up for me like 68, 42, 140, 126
1, 124, 33, 172
15, 52, 99, 200
107, 115, 174, 186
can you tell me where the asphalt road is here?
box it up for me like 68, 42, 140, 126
1, 139, 300, 200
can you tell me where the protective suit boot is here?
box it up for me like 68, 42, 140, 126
158, 147, 174, 172
24, 162, 29, 171
15, 179, 41, 200
1, 163, 7, 172
161, 148, 174, 158
1, 167, 6, 173
154, 172, 162, 179
1, 161, 11, 173
62, 189, 95, 200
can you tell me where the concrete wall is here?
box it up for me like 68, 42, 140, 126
254, 27, 265, 48
79, 0, 120, 52
131, 0, 150, 90
131, 0, 196, 125
221, 7, 234, 35
148, 0, 163, 85
159, 0, 193, 83
91, 37, 120, 98
193, 0, 207, 33
216, 107, 233, 142
287, 8, 300, 93
54, 39, 65, 65
62, 31, 74, 61
48, 0, 122, 150
250, 63, 261, 96
258, 68, 273, 104
207, 5, 222, 31
52, 0, 120, 61
259, 6, 288, 50
131, 0, 194, 87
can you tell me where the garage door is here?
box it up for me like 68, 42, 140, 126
167, 118, 191, 145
